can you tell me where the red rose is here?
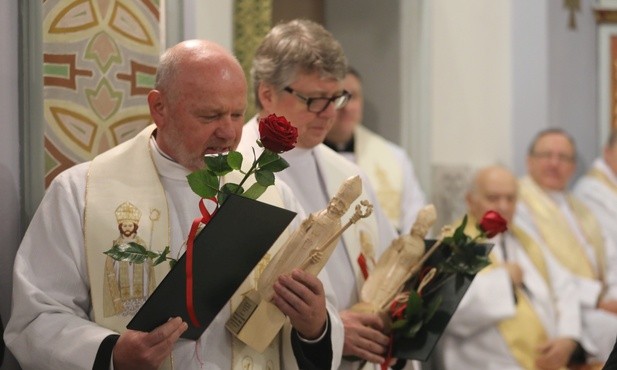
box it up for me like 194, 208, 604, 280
258, 114, 298, 153
478, 210, 508, 238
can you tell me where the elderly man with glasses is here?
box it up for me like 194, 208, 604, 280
515, 128, 617, 366
238, 19, 411, 370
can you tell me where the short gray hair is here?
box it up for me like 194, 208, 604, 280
527, 128, 577, 159
251, 19, 348, 109
154, 48, 180, 93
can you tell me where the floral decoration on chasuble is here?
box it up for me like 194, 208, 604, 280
42, 0, 162, 187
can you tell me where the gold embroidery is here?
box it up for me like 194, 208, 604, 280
242, 356, 253, 370
465, 216, 550, 369
103, 201, 156, 317
375, 165, 401, 223
519, 177, 603, 280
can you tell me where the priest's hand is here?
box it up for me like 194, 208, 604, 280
339, 310, 390, 364
112, 317, 188, 370
504, 262, 523, 287
534, 337, 577, 370
272, 268, 328, 340
598, 299, 617, 315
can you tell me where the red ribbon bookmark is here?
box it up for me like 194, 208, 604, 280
357, 253, 369, 280
185, 197, 217, 327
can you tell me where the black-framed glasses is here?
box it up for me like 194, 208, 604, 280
283, 86, 351, 113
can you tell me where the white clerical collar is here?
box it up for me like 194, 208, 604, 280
149, 135, 192, 181
545, 189, 567, 205
281, 145, 314, 161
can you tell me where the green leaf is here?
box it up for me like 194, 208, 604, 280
257, 149, 278, 166
404, 320, 424, 338
424, 295, 443, 323
104, 242, 149, 264
255, 169, 275, 187
390, 319, 408, 330
220, 182, 243, 195
260, 157, 289, 173
452, 214, 468, 242
218, 183, 244, 204
187, 169, 219, 198
467, 256, 491, 274
227, 151, 243, 170
404, 290, 424, 321
441, 236, 454, 246
169, 259, 177, 268
153, 246, 171, 266
205, 154, 233, 176
242, 182, 268, 199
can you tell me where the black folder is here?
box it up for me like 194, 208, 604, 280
127, 194, 297, 339
393, 240, 493, 361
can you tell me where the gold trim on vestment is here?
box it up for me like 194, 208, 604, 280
84, 125, 173, 369
588, 167, 617, 194
518, 177, 605, 281
355, 125, 404, 230
464, 215, 553, 370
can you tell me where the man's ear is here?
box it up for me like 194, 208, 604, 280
257, 83, 275, 112
147, 90, 165, 127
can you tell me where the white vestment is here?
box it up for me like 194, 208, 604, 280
574, 158, 617, 248
350, 125, 426, 233
434, 231, 581, 370
5, 130, 344, 370
516, 179, 617, 362
240, 118, 416, 370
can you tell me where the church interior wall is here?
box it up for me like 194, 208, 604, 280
325, 0, 402, 145
546, 0, 598, 179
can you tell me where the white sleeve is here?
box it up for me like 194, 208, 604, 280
4, 163, 117, 370
444, 266, 517, 337
601, 232, 617, 300
544, 249, 582, 339
276, 175, 308, 225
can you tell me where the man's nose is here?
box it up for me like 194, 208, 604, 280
318, 101, 338, 119
495, 200, 512, 219
215, 120, 236, 140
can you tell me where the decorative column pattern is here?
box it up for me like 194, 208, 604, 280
42, 0, 162, 187
233, 0, 272, 119
612, 35, 617, 131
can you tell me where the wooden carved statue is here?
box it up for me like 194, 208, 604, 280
257, 175, 372, 301
357, 204, 437, 312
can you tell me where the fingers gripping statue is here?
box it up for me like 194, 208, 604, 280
227, 175, 374, 352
